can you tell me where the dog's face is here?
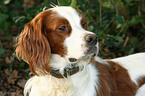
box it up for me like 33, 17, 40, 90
16, 6, 98, 75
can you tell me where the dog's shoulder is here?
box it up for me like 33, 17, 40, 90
93, 53, 145, 96
109, 53, 145, 84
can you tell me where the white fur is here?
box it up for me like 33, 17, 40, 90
111, 53, 145, 84
69, 63, 99, 96
50, 54, 69, 73
24, 63, 99, 96
95, 56, 108, 65
135, 84, 145, 96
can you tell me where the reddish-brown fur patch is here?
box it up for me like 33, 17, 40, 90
44, 16, 72, 56
94, 60, 137, 96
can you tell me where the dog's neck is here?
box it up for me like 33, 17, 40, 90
25, 55, 99, 96
49, 54, 92, 78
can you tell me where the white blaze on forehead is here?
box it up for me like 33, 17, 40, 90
52, 6, 94, 59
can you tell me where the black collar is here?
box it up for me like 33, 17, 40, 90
50, 64, 83, 78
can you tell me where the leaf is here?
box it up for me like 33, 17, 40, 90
0, 47, 5, 58
17, 79, 26, 88
5, 57, 11, 64
115, 36, 124, 43
71, 0, 77, 8
0, 13, 12, 32
116, 24, 122, 29
102, 1, 114, 9
0, 92, 6, 96
4, 69, 10, 76
115, 15, 125, 25
9, 90, 22, 96
7, 70, 18, 84
129, 16, 144, 24
4, 0, 11, 4
0, 13, 9, 24
58, 0, 71, 6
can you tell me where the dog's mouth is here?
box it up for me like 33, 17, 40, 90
64, 64, 84, 72
67, 44, 98, 64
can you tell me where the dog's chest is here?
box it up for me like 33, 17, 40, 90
28, 64, 98, 96
29, 76, 72, 96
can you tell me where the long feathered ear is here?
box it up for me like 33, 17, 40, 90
15, 13, 51, 75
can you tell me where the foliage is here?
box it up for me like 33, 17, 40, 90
0, 47, 5, 58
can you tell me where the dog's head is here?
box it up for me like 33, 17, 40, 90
16, 6, 98, 75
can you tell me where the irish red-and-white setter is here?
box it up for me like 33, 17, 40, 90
16, 6, 145, 96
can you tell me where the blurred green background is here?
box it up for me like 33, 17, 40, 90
0, 0, 145, 95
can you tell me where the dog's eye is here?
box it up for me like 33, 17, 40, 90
58, 25, 66, 31
82, 21, 87, 29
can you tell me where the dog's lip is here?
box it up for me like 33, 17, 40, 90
87, 46, 97, 54
64, 64, 84, 72
68, 58, 78, 63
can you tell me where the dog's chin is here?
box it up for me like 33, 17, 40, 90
67, 47, 97, 64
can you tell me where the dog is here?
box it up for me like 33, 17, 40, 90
15, 6, 145, 96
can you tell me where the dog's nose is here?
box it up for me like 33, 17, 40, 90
85, 34, 98, 45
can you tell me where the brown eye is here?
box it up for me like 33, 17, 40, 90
82, 22, 86, 28
81, 21, 87, 29
58, 25, 66, 32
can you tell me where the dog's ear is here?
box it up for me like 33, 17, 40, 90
15, 13, 51, 75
